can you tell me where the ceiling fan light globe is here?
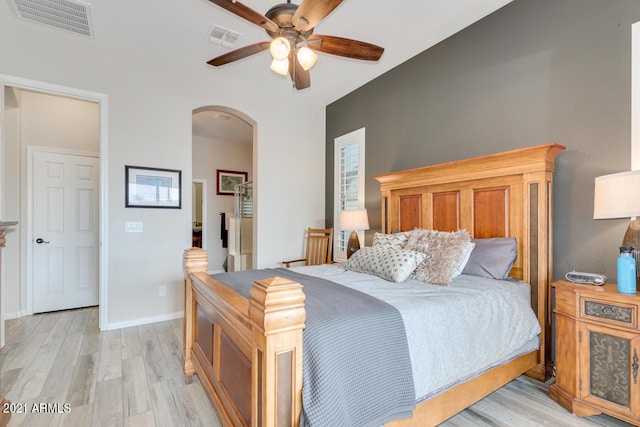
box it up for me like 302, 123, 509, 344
297, 47, 318, 71
270, 58, 289, 76
269, 37, 291, 60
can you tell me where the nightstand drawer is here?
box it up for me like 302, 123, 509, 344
580, 297, 638, 330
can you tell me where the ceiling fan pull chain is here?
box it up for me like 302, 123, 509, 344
292, 52, 296, 89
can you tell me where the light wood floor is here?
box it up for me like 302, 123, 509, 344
0, 307, 634, 426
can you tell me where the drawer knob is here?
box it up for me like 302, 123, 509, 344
634, 349, 638, 385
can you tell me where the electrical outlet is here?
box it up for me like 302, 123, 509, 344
159, 285, 167, 297
125, 221, 143, 233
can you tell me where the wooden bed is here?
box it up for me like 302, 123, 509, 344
182, 143, 565, 426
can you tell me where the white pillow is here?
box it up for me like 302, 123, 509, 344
452, 242, 476, 278
344, 246, 427, 283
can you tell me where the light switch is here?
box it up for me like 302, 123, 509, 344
125, 221, 143, 233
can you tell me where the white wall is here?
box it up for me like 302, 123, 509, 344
192, 135, 252, 272
633, 21, 640, 169
0, 15, 325, 327
20, 90, 99, 152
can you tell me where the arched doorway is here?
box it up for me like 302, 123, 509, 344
192, 106, 256, 272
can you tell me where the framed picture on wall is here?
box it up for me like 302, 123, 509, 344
125, 165, 182, 208
217, 169, 248, 195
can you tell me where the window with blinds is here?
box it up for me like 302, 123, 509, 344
234, 181, 252, 218
334, 128, 365, 260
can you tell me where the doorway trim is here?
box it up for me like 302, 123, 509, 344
0, 74, 109, 331
192, 105, 258, 268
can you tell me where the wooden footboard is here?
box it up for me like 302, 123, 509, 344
184, 248, 306, 427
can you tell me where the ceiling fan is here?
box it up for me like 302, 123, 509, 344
206, 0, 384, 90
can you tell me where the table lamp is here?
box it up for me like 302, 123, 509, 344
594, 170, 640, 290
339, 209, 370, 259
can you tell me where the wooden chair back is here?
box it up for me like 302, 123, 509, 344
304, 228, 333, 266
283, 227, 333, 267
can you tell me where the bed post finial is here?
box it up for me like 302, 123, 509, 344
183, 248, 208, 377
249, 277, 306, 427
184, 247, 208, 273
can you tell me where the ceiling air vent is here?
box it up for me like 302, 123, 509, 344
208, 24, 241, 48
9, 0, 94, 38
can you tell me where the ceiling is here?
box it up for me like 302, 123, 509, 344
193, 109, 253, 143
3, 0, 513, 140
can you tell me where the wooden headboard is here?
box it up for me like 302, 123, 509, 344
374, 143, 565, 381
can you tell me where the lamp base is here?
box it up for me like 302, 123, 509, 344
346, 231, 361, 259
622, 218, 640, 292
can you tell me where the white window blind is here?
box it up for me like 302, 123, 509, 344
334, 128, 365, 260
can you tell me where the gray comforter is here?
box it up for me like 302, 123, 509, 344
294, 265, 541, 402
213, 268, 415, 427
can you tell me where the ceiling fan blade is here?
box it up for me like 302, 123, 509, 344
308, 35, 384, 61
289, 55, 311, 90
207, 42, 271, 66
292, 0, 343, 32
208, 0, 278, 32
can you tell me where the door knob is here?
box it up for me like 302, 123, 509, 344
35, 238, 50, 244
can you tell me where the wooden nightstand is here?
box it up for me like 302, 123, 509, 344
549, 279, 640, 425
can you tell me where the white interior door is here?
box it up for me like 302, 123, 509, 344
33, 151, 99, 313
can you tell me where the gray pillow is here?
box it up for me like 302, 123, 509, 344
344, 246, 427, 283
462, 238, 517, 280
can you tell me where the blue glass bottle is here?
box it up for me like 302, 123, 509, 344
617, 246, 637, 294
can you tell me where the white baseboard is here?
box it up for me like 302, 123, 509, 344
4, 309, 185, 331
104, 311, 184, 331
3, 310, 28, 320
208, 269, 225, 275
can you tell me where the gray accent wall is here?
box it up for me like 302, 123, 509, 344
326, 0, 640, 281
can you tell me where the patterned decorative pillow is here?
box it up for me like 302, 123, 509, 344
372, 231, 412, 250
344, 246, 427, 283
404, 229, 472, 286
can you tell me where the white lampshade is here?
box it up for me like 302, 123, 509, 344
296, 46, 318, 71
269, 37, 291, 60
594, 170, 640, 219
270, 58, 289, 76
339, 209, 370, 231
